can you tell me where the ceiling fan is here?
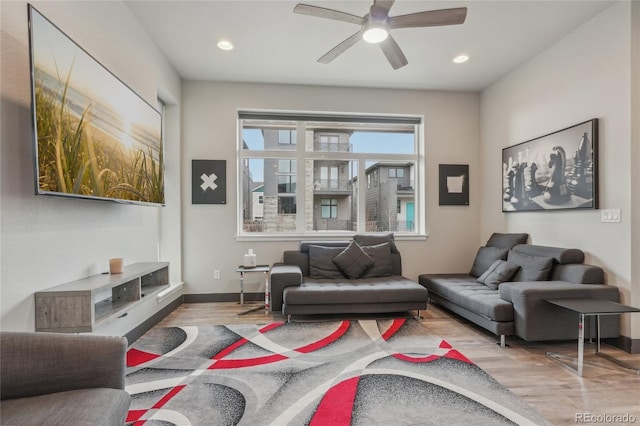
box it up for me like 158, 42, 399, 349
293, 0, 467, 70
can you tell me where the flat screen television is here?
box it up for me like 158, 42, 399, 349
28, 5, 165, 206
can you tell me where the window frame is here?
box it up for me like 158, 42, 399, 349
237, 110, 425, 240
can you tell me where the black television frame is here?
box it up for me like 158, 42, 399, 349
28, 5, 165, 206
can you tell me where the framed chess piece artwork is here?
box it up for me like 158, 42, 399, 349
502, 119, 598, 212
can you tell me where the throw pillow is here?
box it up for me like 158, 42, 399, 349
360, 242, 393, 278
333, 241, 374, 279
476, 260, 521, 290
354, 233, 400, 254
485, 233, 529, 249
308, 245, 347, 279
507, 251, 554, 282
469, 246, 509, 277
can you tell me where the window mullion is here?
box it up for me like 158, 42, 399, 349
295, 121, 306, 232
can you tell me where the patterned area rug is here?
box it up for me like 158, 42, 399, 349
125, 319, 550, 425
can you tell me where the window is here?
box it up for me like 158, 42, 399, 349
320, 166, 338, 189
318, 135, 340, 152
321, 198, 338, 219
278, 130, 296, 145
277, 175, 296, 193
239, 110, 421, 236
278, 196, 296, 214
389, 168, 404, 178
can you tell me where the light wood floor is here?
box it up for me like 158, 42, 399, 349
151, 302, 640, 425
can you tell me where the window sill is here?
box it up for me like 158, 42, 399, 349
235, 232, 427, 242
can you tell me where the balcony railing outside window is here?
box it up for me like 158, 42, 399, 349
313, 179, 353, 191
315, 142, 352, 152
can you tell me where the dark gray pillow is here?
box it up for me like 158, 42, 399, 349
507, 251, 554, 282
476, 260, 520, 290
354, 233, 400, 254
360, 242, 393, 278
333, 241, 374, 279
308, 245, 346, 279
485, 233, 529, 249
469, 246, 509, 277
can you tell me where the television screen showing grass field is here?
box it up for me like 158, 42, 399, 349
29, 6, 164, 206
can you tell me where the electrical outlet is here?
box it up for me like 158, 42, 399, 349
214, 270, 221, 280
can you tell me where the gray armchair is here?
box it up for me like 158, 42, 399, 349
1, 332, 131, 426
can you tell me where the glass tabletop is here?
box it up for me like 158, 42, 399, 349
545, 298, 640, 315
236, 265, 270, 273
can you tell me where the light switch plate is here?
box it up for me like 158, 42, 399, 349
600, 209, 621, 223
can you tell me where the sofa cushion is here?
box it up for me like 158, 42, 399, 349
361, 242, 393, 278
333, 241, 374, 279
476, 260, 520, 290
354, 233, 400, 254
418, 274, 514, 322
308, 245, 346, 279
510, 244, 584, 264
507, 251, 554, 282
485, 232, 529, 249
286, 276, 427, 305
469, 246, 509, 277
486, 233, 529, 249
0, 388, 130, 426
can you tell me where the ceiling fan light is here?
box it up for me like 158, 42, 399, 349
363, 26, 388, 44
217, 40, 234, 51
453, 54, 469, 64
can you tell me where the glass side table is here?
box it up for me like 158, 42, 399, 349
544, 298, 640, 376
235, 265, 270, 315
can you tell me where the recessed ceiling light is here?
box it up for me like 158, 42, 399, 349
453, 54, 469, 64
217, 40, 234, 51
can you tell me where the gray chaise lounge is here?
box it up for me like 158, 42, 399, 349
270, 235, 428, 320
419, 233, 620, 347
1, 331, 131, 426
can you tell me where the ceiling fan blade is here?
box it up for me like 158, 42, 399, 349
389, 7, 467, 29
294, 4, 364, 25
318, 30, 362, 64
372, 0, 395, 16
380, 34, 408, 70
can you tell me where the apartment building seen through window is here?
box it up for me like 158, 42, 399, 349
239, 110, 422, 236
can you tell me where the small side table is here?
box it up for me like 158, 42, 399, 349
235, 265, 270, 315
544, 298, 640, 376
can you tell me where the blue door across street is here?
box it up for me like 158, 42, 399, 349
406, 202, 414, 231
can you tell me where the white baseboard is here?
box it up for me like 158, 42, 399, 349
157, 281, 184, 303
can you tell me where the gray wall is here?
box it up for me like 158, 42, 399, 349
480, 1, 639, 339
181, 81, 481, 296
0, 1, 183, 332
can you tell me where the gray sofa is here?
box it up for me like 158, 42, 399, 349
270, 235, 428, 320
419, 233, 620, 347
1, 332, 131, 426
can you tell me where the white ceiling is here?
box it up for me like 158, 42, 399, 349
126, 0, 614, 91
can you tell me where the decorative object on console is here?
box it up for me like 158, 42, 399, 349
502, 119, 598, 212
192, 160, 226, 204
28, 6, 164, 206
109, 257, 124, 274
439, 164, 469, 206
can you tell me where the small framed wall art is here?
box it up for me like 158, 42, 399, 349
192, 160, 226, 204
439, 164, 469, 206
